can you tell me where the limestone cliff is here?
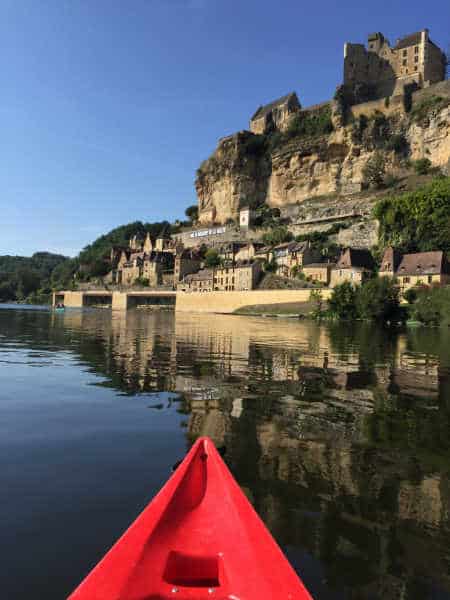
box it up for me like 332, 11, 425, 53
196, 82, 450, 225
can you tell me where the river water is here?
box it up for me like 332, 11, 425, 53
1, 305, 450, 599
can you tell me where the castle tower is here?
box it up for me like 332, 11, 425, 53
367, 32, 385, 53
143, 233, 153, 253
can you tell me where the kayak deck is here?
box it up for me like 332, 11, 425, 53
68, 437, 312, 599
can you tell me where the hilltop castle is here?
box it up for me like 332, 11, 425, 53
248, 28, 446, 135
344, 28, 446, 103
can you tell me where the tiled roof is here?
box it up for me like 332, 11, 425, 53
335, 248, 375, 270
396, 251, 445, 276
395, 32, 421, 50
273, 241, 309, 253
251, 92, 297, 121
254, 246, 272, 255
303, 262, 335, 269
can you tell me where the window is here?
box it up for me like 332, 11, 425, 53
428, 275, 433, 284
414, 55, 418, 63
403, 49, 407, 56
403, 277, 410, 283
402, 59, 407, 66
415, 46, 419, 54
415, 66, 418, 71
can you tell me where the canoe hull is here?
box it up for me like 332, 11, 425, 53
68, 437, 312, 599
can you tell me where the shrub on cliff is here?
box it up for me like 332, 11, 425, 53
262, 226, 293, 246
362, 152, 386, 189
374, 177, 450, 253
410, 95, 450, 125
286, 106, 333, 140
413, 158, 432, 175
185, 205, 198, 222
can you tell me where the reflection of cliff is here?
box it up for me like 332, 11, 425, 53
51, 310, 450, 599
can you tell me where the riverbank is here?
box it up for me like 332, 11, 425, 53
234, 300, 314, 317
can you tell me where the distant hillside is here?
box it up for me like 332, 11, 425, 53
0, 220, 181, 303
77, 220, 173, 278
0, 252, 71, 303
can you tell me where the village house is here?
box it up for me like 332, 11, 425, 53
271, 241, 321, 278
173, 248, 202, 285
302, 263, 335, 286
235, 242, 266, 262
180, 261, 261, 293
107, 232, 177, 287
379, 247, 450, 292
180, 269, 214, 293
330, 248, 375, 287
115, 251, 175, 287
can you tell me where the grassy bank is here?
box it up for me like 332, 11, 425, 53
234, 300, 314, 317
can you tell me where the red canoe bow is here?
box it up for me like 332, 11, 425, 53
68, 436, 313, 599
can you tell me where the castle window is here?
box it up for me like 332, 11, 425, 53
415, 46, 419, 54
415, 66, 418, 71
403, 49, 407, 56
402, 59, 407, 66
414, 55, 418, 63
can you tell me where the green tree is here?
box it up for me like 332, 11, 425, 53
355, 277, 402, 322
185, 205, 199, 221
328, 281, 358, 320
204, 248, 222, 268
412, 286, 450, 327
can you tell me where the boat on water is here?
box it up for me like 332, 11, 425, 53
68, 436, 312, 599
54, 303, 65, 312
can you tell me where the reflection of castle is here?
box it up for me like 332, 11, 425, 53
59, 311, 450, 599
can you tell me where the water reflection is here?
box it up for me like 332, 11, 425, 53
2, 307, 450, 599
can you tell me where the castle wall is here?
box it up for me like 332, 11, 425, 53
250, 116, 267, 135
349, 94, 405, 118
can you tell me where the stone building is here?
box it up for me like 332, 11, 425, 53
302, 263, 335, 286
181, 261, 261, 292
250, 92, 301, 135
270, 241, 321, 278
217, 241, 266, 264
379, 247, 450, 292
330, 248, 375, 287
344, 29, 446, 103
181, 268, 214, 293
173, 248, 202, 284
115, 251, 175, 287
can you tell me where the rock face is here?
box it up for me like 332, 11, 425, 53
195, 82, 450, 225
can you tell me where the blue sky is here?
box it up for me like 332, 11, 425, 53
0, 0, 448, 256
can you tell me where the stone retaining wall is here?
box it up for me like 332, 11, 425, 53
176, 289, 331, 314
